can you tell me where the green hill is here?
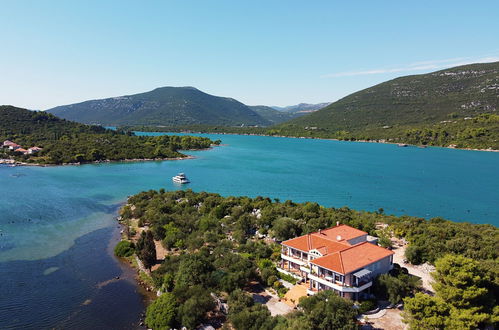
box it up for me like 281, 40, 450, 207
47, 87, 270, 127
272, 102, 330, 113
0, 105, 217, 164
281, 62, 499, 131
272, 62, 499, 149
249, 105, 304, 124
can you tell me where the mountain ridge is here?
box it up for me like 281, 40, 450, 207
281, 61, 499, 132
47, 87, 271, 127
271, 102, 331, 113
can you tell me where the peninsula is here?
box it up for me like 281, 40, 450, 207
0, 105, 220, 165
116, 189, 498, 329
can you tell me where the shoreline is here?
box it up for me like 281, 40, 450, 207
1, 155, 197, 167
171, 130, 499, 153
1, 144, 220, 167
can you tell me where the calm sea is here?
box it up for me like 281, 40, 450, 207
0, 133, 498, 328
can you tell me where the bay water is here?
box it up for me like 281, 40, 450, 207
1, 133, 498, 328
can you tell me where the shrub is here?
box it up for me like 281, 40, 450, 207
267, 275, 278, 287
145, 292, 177, 329
405, 244, 424, 265
114, 240, 135, 257
278, 272, 298, 285
358, 299, 377, 314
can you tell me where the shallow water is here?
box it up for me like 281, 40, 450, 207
0, 133, 497, 328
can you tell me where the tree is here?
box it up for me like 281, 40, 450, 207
137, 230, 157, 270
432, 254, 490, 309
298, 290, 358, 330
145, 292, 177, 330
403, 255, 496, 329
405, 244, 424, 265
375, 272, 421, 305
174, 254, 213, 289
403, 293, 449, 329
114, 240, 135, 257
176, 287, 215, 329
272, 217, 300, 241
232, 304, 277, 330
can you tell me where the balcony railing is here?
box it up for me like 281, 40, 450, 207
308, 273, 372, 293
281, 253, 307, 267
311, 273, 371, 288
281, 250, 306, 260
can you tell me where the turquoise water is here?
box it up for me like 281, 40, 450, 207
0, 133, 498, 328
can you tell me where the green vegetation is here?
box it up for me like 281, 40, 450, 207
118, 124, 270, 135
0, 105, 218, 164
120, 62, 499, 150
278, 62, 499, 148
276, 113, 499, 150
296, 290, 358, 329
114, 240, 135, 257
249, 105, 304, 124
390, 216, 498, 265
43, 62, 499, 149
47, 86, 270, 126
145, 292, 177, 329
136, 231, 157, 270
226, 289, 359, 330
119, 189, 498, 329
120, 112, 499, 150
403, 255, 497, 329
373, 264, 421, 305
357, 299, 377, 314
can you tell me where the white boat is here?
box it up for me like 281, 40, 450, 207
172, 173, 190, 184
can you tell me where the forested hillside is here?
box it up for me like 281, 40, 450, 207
274, 62, 499, 149
283, 62, 499, 130
0, 106, 218, 164
47, 87, 270, 127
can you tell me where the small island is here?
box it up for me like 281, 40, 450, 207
0, 106, 220, 165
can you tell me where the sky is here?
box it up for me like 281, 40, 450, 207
1, 0, 499, 110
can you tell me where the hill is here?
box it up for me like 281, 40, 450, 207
281, 62, 499, 132
0, 106, 217, 164
47, 87, 270, 127
272, 102, 331, 113
248, 105, 305, 124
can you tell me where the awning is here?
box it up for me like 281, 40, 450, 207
353, 268, 372, 278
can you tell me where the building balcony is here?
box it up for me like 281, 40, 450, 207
306, 288, 317, 296
308, 273, 372, 293
280, 253, 307, 267
276, 267, 303, 280
299, 265, 311, 273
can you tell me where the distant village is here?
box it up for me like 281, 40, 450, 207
1, 140, 43, 164
2, 140, 42, 155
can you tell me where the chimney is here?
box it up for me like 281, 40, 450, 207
336, 221, 340, 226
336, 235, 342, 241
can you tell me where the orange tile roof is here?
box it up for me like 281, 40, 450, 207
311, 242, 394, 275
282, 233, 350, 254
316, 224, 367, 242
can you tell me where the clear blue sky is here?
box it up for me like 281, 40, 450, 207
1, 0, 498, 110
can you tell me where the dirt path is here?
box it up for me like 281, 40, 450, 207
247, 282, 293, 316
366, 309, 407, 330
391, 240, 435, 293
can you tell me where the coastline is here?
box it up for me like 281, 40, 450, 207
172, 130, 499, 152
108, 217, 155, 328
1, 144, 220, 167
1, 155, 197, 167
